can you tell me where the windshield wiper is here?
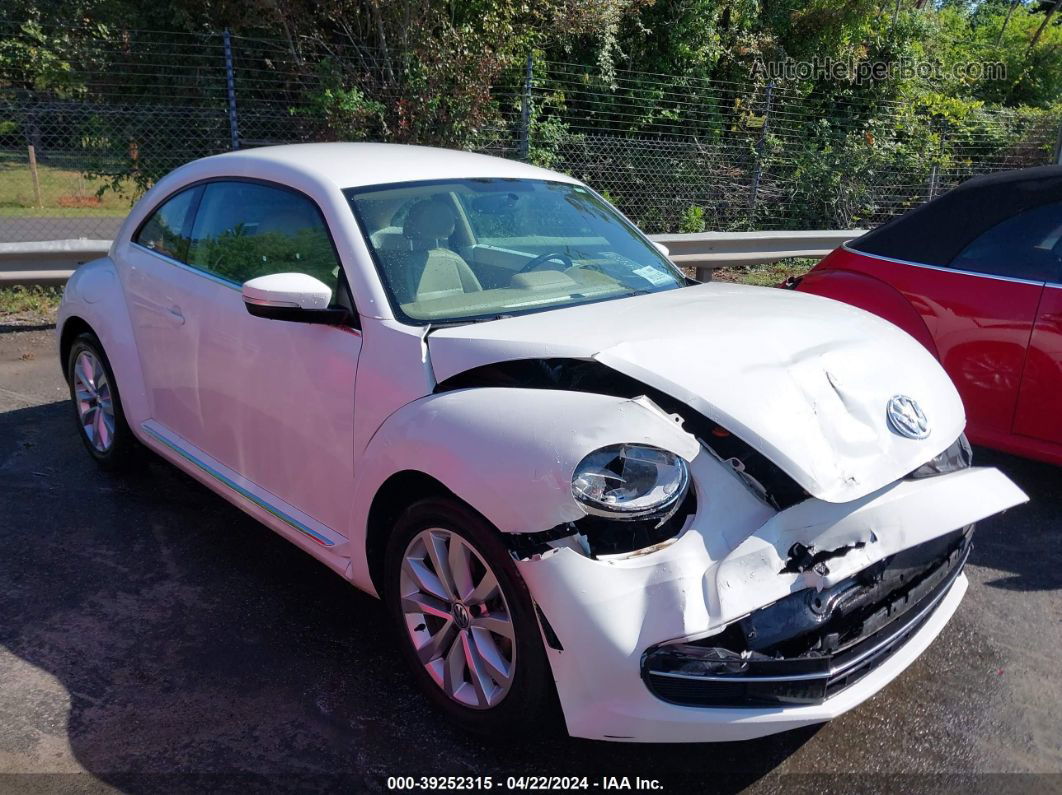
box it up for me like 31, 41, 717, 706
424, 313, 515, 331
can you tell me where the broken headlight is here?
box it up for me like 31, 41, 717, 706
571, 443, 690, 520
908, 433, 972, 479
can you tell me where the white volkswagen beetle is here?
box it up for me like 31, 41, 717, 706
57, 143, 1027, 742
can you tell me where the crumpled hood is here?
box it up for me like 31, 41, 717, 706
426, 282, 965, 503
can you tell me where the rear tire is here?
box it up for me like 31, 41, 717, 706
66, 332, 137, 470
383, 497, 556, 736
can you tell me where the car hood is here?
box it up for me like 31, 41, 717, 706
426, 283, 965, 503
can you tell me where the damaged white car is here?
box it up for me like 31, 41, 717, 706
57, 143, 1028, 742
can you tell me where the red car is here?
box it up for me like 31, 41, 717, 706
793, 165, 1062, 466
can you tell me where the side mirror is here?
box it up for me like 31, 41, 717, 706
242, 273, 348, 325
652, 241, 670, 258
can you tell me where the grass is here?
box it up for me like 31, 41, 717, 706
713, 257, 819, 286
0, 285, 64, 322
0, 160, 134, 217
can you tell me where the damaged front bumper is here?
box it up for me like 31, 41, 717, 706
515, 464, 1027, 742
643, 526, 971, 708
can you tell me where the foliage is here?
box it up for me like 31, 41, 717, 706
2, 0, 1061, 229
0, 284, 63, 317
679, 205, 706, 233
714, 257, 817, 287
525, 81, 572, 169
298, 61, 387, 141
0, 155, 131, 214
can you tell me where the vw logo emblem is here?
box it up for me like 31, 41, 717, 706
886, 395, 930, 440
452, 602, 472, 629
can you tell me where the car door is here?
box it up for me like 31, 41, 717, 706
1010, 210, 1062, 444
924, 203, 1062, 438
125, 184, 211, 445
130, 179, 361, 540
1014, 284, 1062, 444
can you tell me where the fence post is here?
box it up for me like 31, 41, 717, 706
27, 145, 43, 209
518, 53, 533, 162
223, 28, 240, 150
1054, 120, 1062, 165
749, 81, 774, 221
927, 118, 945, 201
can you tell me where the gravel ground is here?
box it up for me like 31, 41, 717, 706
0, 326, 1060, 793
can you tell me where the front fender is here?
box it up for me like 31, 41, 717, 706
57, 257, 150, 429
798, 266, 940, 359
347, 387, 700, 592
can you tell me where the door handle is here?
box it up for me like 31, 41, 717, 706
166, 305, 185, 325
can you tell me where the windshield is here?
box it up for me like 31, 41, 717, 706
344, 178, 685, 325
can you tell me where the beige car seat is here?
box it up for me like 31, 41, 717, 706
385, 200, 482, 303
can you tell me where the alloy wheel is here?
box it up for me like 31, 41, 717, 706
72, 350, 115, 453
399, 527, 516, 709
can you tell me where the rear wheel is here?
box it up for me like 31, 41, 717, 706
383, 497, 555, 734
66, 332, 136, 469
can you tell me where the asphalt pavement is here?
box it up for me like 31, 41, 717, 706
0, 217, 123, 244
1, 325, 1060, 793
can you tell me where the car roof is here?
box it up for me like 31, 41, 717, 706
196, 142, 579, 190
849, 164, 1062, 266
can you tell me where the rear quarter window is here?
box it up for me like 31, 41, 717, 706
133, 187, 199, 261
950, 201, 1062, 282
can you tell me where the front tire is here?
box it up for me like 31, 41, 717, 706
383, 497, 555, 735
66, 332, 137, 469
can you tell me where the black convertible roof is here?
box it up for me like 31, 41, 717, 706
849, 165, 1062, 266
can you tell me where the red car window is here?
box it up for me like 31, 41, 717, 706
950, 201, 1062, 282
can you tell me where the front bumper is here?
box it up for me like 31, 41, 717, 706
643, 527, 971, 708
581, 571, 969, 743
514, 464, 1025, 742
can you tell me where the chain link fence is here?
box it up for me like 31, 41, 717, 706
2, 25, 1060, 244
530, 61, 1062, 232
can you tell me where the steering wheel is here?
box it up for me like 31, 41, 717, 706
517, 251, 574, 274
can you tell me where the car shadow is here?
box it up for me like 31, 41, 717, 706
967, 446, 1062, 593
0, 400, 815, 792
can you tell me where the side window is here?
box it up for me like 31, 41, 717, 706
133, 187, 199, 261
951, 202, 1062, 282
186, 181, 342, 292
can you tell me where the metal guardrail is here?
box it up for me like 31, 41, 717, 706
0, 230, 865, 287
652, 230, 865, 281
0, 239, 112, 286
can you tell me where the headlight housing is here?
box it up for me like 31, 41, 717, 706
908, 433, 972, 479
571, 443, 690, 520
